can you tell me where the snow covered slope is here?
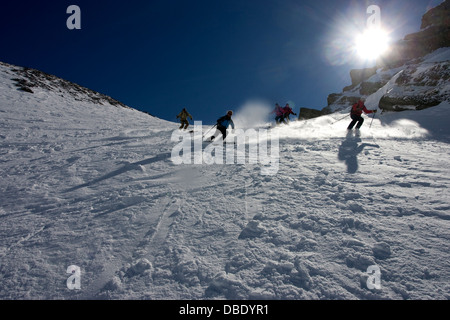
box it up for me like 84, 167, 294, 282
1, 62, 449, 300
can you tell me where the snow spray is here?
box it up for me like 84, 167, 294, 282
171, 121, 279, 176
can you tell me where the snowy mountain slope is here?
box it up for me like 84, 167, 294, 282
1, 62, 449, 300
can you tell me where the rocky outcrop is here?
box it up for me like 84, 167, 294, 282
379, 95, 442, 112
421, 0, 450, 29
379, 0, 450, 68
298, 107, 329, 120
325, 94, 360, 112
379, 29, 449, 69
359, 81, 385, 96
344, 67, 378, 91
327, 93, 360, 106
378, 61, 450, 112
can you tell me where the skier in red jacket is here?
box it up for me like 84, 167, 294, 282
282, 104, 297, 123
347, 99, 377, 130
271, 103, 285, 124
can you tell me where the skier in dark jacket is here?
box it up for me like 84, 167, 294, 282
177, 108, 193, 130
347, 99, 377, 130
211, 110, 235, 141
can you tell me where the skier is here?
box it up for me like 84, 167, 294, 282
347, 99, 377, 131
282, 103, 297, 123
271, 103, 286, 125
176, 108, 193, 130
211, 110, 235, 142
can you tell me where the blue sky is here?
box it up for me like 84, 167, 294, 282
0, 0, 442, 124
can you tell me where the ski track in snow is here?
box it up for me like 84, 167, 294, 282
1, 63, 450, 300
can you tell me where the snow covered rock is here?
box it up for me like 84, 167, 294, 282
378, 60, 450, 112
5, 62, 133, 110
372, 242, 391, 260
205, 272, 249, 299
125, 258, 153, 277
238, 220, 265, 239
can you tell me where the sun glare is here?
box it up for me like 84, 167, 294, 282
355, 28, 390, 61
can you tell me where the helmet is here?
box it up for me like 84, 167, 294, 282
227, 110, 233, 116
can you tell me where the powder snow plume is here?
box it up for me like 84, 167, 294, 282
232, 100, 273, 129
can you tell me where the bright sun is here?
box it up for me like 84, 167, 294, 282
355, 28, 390, 61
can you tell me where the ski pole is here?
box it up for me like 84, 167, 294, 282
332, 114, 349, 124
203, 124, 217, 139
369, 111, 376, 129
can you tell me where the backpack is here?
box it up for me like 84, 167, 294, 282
351, 101, 363, 114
